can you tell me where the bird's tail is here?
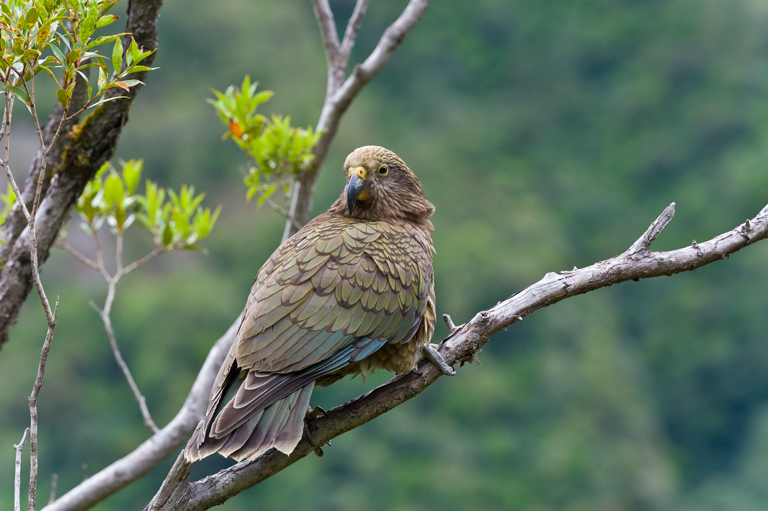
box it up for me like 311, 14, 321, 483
185, 377, 314, 462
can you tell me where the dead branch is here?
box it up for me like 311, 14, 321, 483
143, 201, 768, 510
14, 428, 29, 511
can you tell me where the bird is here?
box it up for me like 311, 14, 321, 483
185, 145, 454, 462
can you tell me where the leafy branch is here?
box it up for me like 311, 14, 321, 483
209, 76, 320, 222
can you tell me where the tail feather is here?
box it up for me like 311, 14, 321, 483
186, 382, 315, 462
185, 337, 388, 462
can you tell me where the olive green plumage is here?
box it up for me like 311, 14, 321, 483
185, 146, 436, 462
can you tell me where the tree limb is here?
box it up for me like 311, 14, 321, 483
283, 0, 429, 241
144, 201, 768, 510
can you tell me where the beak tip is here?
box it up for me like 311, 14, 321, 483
346, 174, 364, 215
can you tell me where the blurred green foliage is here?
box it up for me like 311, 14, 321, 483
75, 159, 220, 249
2, 0, 768, 510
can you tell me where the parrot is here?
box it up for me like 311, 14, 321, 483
185, 145, 453, 462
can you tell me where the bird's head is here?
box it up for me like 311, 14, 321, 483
337, 145, 435, 225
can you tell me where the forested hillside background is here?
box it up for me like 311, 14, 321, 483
3, 0, 768, 509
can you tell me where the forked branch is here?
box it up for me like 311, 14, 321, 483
284, 0, 430, 240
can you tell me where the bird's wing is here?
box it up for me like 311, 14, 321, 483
199, 216, 432, 442
236, 214, 432, 374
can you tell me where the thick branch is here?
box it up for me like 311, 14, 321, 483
283, 0, 429, 240
147, 200, 768, 510
0, 0, 164, 351
40, 317, 239, 511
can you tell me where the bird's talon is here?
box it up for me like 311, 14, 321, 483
305, 405, 328, 421
411, 368, 423, 376
313, 447, 324, 457
422, 344, 456, 376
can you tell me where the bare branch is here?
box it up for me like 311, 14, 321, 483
311, 0, 341, 73
91, 301, 160, 433
121, 247, 165, 276
41, 315, 241, 511
283, 0, 430, 241
28, 297, 59, 511
628, 202, 676, 257
14, 428, 29, 511
147, 200, 768, 511
261, 193, 302, 232
55, 240, 100, 272
340, 0, 369, 60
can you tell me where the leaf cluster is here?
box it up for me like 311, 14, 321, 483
75, 159, 221, 250
209, 75, 321, 206
0, 0, 156, 114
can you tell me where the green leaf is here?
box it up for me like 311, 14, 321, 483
4, 85, 29, 104
103, 172, 124, 206
162, 222, 173, 246
119, 78, 143, 88
85, 33, 120, 51
67, 48, 81, 64
121, 159, 142, 194
56, 87, 68, 107
25, 7, 39, 26
111, 36, 122, 73
97, 64, 106, 89
50, 42, 66, 65
80, 15, 96, 40
95, 14, 118, 29
125, 65, 155, 73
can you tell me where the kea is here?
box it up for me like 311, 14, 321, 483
185, 145, 454, 462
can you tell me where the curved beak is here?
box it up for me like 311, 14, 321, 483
346, 166, 368, 214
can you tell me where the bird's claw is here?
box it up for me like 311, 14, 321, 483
422, 343, 456, 376
305, 405, 328, 421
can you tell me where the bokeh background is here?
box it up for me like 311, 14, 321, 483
3, 0, 768, 509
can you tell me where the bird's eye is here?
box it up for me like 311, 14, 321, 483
377, 164, 389, 176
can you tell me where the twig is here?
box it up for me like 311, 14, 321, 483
82, 231, 162, 433
91, 301, 159, 433
146, 200, 768, 511
121, 247, 165, 275
55, 240, 100, 271
262, 193, 302, 232
340, 0, 369, 59
28, 297, 59, 511
14, 428, 29, 511
283, 0, 430, 241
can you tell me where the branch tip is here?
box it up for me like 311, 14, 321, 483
629, 202, 676, 256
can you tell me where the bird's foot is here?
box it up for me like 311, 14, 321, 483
421, 344, 456, 376
305, 405, 328, 421
302, 422, 332, 457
